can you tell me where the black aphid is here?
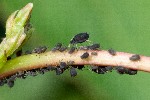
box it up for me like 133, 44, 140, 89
16, 49, 22, 57
16, 71, 27, 79
56, 68, 63, 75
70, 32, 89, 44
25, 50, 32, 55
108, 48, 116, 56
88, 44, 100, 50
115, 66, 126, 74
97, 66, 107, 74
68, 47, 76, 54
47, 66, 56, 71
60, 62, 67, 69
105, 66, 113, 72
70, 67, 77, 77
7, 80, 14, 88
37, 68, 46, 74
91, 66, 98, 73
26, 69, 37, 76
59, 46, 67, 52
0, 79, 6, 86
129, 54, 140, 61
80, 52, 89, 59
32, 46, 47, 54
125, 69, 137, 75
7, 56, 11, 60
91, 52, 97, 56
51, 43, 62, 51
77, 65, 84, 70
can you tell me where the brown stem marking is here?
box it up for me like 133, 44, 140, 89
0, 50, 149, 79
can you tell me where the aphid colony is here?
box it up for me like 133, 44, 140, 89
0, 62, 84, 88
1, 32, 140, 88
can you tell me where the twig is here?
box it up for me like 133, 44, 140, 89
0, 50, 149, 79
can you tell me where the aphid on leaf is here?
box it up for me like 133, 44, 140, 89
129, 54, 140, 61
70, 32, 89, 44
80, 52, 89, 59
108, 48, 116, 56
70, 67, 77, 77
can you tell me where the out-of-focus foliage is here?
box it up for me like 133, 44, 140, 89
0, 0, 150, 100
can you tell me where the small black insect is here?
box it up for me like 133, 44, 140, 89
26, 69, 37, 76
80, 52, 89, 59
105, 66, 113, 72
51, 43, 62, 52
125, 69, 137, 75
129, 54, 140, 61
88, 43, 100, 50
16, 49, 22, 57
0, 79, 6, 86
46, 66, 56, 71
16, 71, 26, 79
56, 67, 63, 75
91, 66, 98, 73
25, 50, 32, 55
115, 66, 126, 74
97, 66, 107, 74
7, 56, 11, 60
7, 80, 14, 88
70, 32, 89, 44
108, 48, 116, 56
68, 47, 76, 54
77, 65, 84, 70
59, 46, 67, 52
37, 68, 48, 74
91, 52, 97, 56
70, 67, 77, 77
60, 62, 67, 69
32, 46, 47, 54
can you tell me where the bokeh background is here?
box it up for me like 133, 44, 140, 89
1, 0, 150, 100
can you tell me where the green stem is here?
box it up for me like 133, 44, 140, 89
0, 50, 149, 79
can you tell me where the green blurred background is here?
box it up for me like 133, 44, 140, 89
0, 0, 150, 100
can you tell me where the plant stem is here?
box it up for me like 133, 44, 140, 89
0, 50, 149, 79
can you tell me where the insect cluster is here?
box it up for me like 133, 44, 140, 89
1, 32, 141, 88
